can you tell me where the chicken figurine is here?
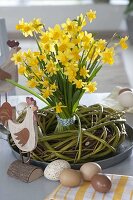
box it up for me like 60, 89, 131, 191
8, 97, 38, 152
0, 40, 21, 94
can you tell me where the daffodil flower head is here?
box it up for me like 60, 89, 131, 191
86, 10, 96, 23
119, 36, 128, 49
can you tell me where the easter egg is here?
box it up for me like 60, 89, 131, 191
118, 91, 133, 108
44, 159, 70, 181
60, 168, 82, 187
80, 162, 102, 181
119, 87, 132, 95
91, 174, 112, 193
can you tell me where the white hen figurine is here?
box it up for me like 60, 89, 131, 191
8, 104, 38, 152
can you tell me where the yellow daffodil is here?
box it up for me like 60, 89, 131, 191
82, 32, 94, 50
62, 18, 77, 35
64, 64, 79, 80
31, 18, 44, 33
50, 83, 58, 91
45, 61, 58, 76
71, 47, 81, 61
22, 23, 34, 37
16, 18, 34, 37
80, 66, 89, 79
85, 82, 97, 93
18, 65, 26, 75
86, 10, 96, 23
96, 39, 107, 51
11, 51, 23, 64
34, 69, 44, 78
27, 79, 37, 88
37, 54, 46, 60
16, 18, 25, 31
119, 36, 128, 49
49, 24, 62, 40
58, 37, 75, 52
77, 14, 87, 29
101, 47, 115, 65
26, 57, 39, 68
40, 80, 49, 88
40, 31, 50, 44
42, 88, 53, 99
23, 49, 34, 58
57, 50, 73, 65
40, 42, 51, 53
74, 79, 84, 89
55, 102, 62, 113
82, 32, 93, 43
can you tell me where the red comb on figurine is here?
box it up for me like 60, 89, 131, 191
7, 40, 19, 48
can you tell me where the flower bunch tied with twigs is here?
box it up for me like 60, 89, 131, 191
8, 10, 129, 163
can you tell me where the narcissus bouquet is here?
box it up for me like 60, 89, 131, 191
8, 10, 128, 163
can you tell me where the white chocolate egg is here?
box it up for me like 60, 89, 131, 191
118, 91, 133, 108
16, 102, 28, 115
80, 162, 102, 181
44, 159, 71, 181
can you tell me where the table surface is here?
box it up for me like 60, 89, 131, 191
0, 93, 133, 200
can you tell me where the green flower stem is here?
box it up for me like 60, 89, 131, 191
6, 79, 49, 105
33, 32, 42, 53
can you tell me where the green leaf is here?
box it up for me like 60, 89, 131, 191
67, 83, 73, 113
89, 65, 103, 82
72, 90, 84, 113
37, 57, 45, 70
6, 79, 49, 105
72, 90, 81, 106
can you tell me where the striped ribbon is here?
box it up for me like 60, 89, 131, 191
45, 174, 133, 200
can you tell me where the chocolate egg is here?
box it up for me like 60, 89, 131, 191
59, 169, 82, 187
91, 174, 112, 193
80, 162, 102, 181
118, 91, 133, 108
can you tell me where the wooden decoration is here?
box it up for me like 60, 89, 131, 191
0, 69, 11, 80
0, 40, 20, 94
7, 160, 43, 183
0, 102, 13, 126
8, 105, 38, 152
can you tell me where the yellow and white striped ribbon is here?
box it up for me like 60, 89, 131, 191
45, 174, 133, 200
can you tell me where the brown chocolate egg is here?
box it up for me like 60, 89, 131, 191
80, 162, 102, 181
91, 174, 112, 193
59, 169, 82, 187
